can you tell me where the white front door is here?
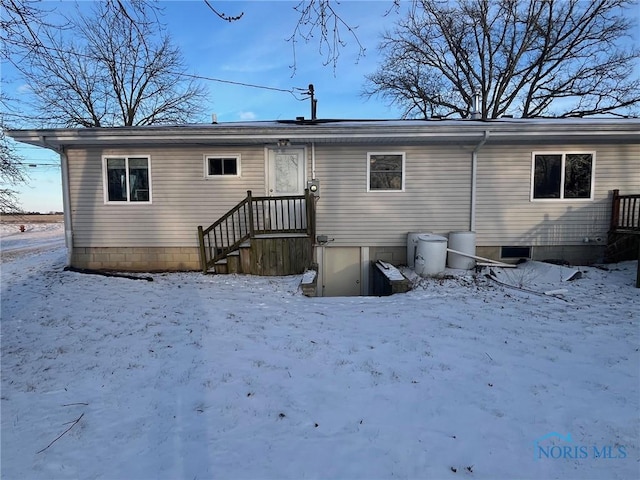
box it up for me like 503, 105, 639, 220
266, 148, 307, 231
267, 148, 306, 196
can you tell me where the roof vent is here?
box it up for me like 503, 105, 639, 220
296, 116, 305, 122
470, 89, 481, 120
211, 113, 218, 124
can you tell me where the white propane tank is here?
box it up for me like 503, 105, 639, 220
448, 231, 477, 270
414, 234, 448, 276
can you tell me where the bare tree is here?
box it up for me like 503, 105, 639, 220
1, 0, 50, 57
16, 1, 207, 127
365, 0, 640, 119
0, 0, 361, 209
0, 1, 157, 209
288, 0, 367, 74
0, 116, 27, 212
0, 0, 50, 211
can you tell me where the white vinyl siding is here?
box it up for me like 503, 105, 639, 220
475, 144, 640, 246
314, 145, 471, 246
68, 146, 269, 247
66, 140, 638, 251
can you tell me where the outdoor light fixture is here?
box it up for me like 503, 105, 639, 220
307, 179, 320, 196
277, 139, 290, 147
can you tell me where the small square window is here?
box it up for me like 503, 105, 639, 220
368, 153, 405, 191
206, 155, 241, 177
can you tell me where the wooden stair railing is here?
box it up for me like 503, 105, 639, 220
198, 190, 315, 273
610, 190, 640, 233
198, 191, 253, 273
609, 189, 640, 288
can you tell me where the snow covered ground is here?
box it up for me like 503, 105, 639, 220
1, 223, 638, 480
0, 222, 65, 263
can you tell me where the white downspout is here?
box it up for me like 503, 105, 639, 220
60, 146, 73, 266
471, 131, 489, 232
311, 141, 316, 179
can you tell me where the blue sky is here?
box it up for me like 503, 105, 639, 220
5, 0, 405, 212
4, 0, 639, 212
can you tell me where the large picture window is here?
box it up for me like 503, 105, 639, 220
205, 154, 241, 177
368, 152, 405, 191
531, 152, 594, 200
103, 156, 151, 203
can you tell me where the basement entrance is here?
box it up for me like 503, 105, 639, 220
322, 247, 361, 296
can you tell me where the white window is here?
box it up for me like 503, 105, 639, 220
367, 152, 405, 191
531, 152, 595, 201
205, 154, 241, 177
103, 156, 151, 203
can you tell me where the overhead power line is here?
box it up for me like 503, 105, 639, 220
9, 39, 309, 100
19, 162, 60, 167
177, 72, 303, 98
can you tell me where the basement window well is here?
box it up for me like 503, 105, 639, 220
501, 246, 532, 259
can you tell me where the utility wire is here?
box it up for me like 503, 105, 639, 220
18, 162, 59, 167
8, 38, 309, 100
177, 72, 303, 98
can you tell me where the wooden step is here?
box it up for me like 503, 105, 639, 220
213, 258, 228, 274
214, 250, 242, 274
239, 242, 251, 274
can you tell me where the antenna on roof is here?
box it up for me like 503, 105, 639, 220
308, 84, 317, 121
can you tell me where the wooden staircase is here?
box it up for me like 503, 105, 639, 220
198, 190, 315, 275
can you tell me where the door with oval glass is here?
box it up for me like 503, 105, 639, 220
266, 147, 306, 230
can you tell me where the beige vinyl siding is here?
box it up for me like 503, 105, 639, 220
67, 139, 638, 251
475, 143, 640, 246
314, 144, 472, 246
67, 146, 268, 247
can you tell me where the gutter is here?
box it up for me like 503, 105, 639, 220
32, 134, 74, 266
470, 131, 489, 232
7, 120, 640, 148
59, 146, 73, 266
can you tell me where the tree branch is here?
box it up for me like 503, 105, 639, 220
36, 413, 84, 454
366, 0, 639, 118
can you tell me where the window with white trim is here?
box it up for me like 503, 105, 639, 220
531, 152, 594, 200
368, 152, 405, 191
205, 154, 241, 177
103, 156, 151, 203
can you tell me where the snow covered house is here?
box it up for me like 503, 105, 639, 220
8, 117, 640, 295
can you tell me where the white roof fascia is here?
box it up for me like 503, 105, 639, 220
7, 119, 640, 150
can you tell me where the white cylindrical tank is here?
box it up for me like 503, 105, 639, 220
415, 234, 447, 276
407, 232, 431, 268
448, 231, 477, 270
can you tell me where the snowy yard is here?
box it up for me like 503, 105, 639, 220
1, 223, 638, 480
